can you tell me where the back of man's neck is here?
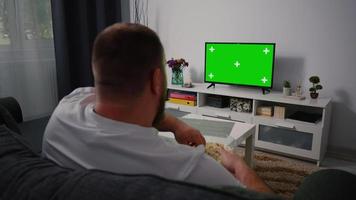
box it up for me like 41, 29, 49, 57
94, 102, 153, 128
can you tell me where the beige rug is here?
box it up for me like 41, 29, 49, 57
250, 151, 318, 199
206, 144, 319, 199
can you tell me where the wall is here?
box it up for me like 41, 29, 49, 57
144, 0, 356, 155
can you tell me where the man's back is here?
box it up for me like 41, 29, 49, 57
42, 87, 241, 187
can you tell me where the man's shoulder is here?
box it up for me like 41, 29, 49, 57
46, 87, 96, 130
62, 87, 95, 101
56, 87, 95, 109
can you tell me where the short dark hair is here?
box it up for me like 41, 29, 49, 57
92, 23, 164, 96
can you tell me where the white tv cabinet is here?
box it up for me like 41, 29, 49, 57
166, 83, 332, 166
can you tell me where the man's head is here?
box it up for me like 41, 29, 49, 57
92, 23, 166, 126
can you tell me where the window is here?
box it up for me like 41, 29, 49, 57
0, 0, 10, 45
22, 0, 53, 40
0, 0, 53, 48
0, 0, 57, 120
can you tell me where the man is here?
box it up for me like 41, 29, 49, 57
43, 23, 271, 193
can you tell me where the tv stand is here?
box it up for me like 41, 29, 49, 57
207, 83, 215, 89
166, 83, 332, 166
262, 88, 270, 95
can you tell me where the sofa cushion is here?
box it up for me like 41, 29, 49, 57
0, 125, 280, 200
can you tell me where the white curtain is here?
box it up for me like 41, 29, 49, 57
0, 0, 57, 121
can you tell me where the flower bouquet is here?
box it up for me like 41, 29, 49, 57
166, 58, 189, 85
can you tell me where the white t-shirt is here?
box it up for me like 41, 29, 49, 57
42, 87, 241, 187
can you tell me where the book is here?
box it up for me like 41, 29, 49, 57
169, 92, 197, 101
168, 98, 196, 107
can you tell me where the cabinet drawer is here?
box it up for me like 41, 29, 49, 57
254, 116, 321, 134
257, 124, 313, 151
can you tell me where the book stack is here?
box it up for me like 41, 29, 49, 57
168, 91, 197, 107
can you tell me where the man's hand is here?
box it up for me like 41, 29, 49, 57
154, 112, 206, 147
219, 147, 246, 174
219, 148, 273, 194
173, 123, 206, 147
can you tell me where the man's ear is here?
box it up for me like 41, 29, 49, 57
151, 67, 164, 95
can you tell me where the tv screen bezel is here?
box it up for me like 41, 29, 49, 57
204, 42, 276, 89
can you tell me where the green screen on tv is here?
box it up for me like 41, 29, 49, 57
205, 43, 275, 88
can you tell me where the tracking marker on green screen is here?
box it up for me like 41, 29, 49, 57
205, 43, 275, 89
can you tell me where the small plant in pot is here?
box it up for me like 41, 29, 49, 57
309, 76, 323, 99
283, 80, 291, 96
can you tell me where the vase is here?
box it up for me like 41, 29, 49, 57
171, 69, 183, 85
283, 87, 291, 96
310, 93, 319, 99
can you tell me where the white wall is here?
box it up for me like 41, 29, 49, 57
144, 0, 356, 153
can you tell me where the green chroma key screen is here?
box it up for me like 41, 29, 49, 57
205, 43, 275, 88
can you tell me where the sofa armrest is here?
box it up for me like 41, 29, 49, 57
0, 97, 23, 123
0, 97, 22, 134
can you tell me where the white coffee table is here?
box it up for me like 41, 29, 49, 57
158, 114, 256, 167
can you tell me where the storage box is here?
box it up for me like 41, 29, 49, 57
256, 106, 273, 116
230, 98, 252, 113
274, 106, 286, 119
206, 95, 230, 108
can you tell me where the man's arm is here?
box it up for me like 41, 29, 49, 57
219, 148, 273, 194
185, 153, 242, 187
154, 112, 206, 146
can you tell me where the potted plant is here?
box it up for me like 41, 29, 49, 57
309, 76, 323, 99
283, 80, 291, 96
166, 58, 189, 85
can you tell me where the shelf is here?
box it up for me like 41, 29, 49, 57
165, 102, 197, 113
199, 105, 231, 113
166, 82, 332, 164
198, 106, 252, 123
168, 83, 331, 108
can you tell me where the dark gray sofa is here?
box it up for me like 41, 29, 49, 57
0, 125, 280, 200
1, 97, 355, 200
0, 97, 281, 200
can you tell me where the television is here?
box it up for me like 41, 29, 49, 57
204, 42, 275, 89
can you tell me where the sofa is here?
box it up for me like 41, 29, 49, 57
0, 97, 355, 200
